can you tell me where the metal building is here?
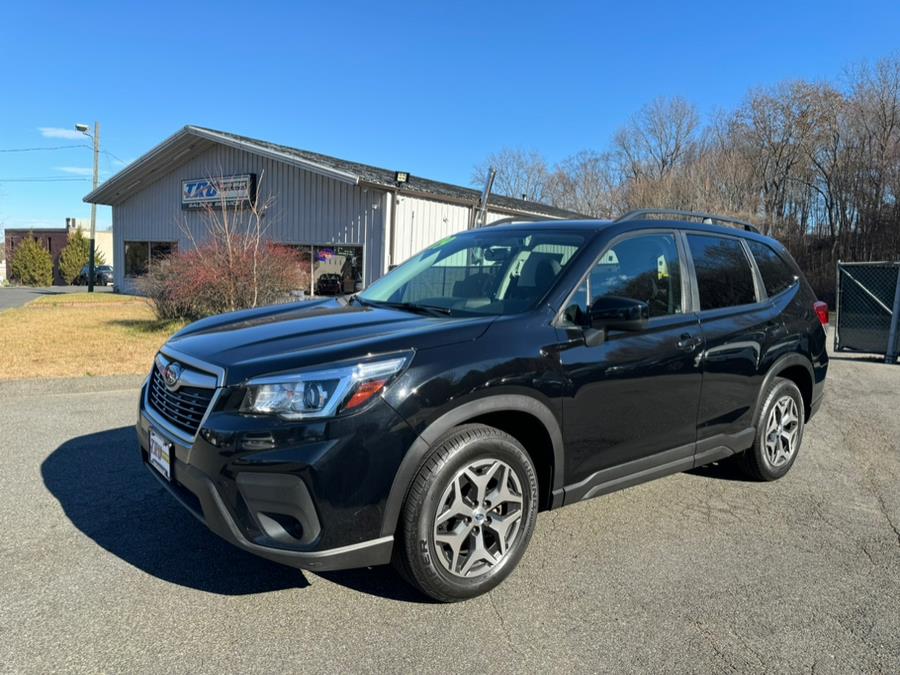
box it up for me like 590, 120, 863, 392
84, 126, 581, 293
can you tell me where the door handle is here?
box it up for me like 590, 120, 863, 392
676, 334, 702, 351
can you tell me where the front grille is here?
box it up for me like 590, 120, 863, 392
147, 365, 215, 435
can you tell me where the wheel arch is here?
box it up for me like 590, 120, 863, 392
379, 395, 564, 538
758, 353, 814, 421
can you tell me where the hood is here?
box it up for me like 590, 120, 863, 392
163, 299, 494, 385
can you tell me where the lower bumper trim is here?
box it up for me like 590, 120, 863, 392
145, 462, 394, 572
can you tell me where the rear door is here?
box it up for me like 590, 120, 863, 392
684, 233, 785, 463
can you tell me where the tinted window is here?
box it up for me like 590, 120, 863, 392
564, 233, 682, 324
687, 235, 757, 310
747, 240, 797, 297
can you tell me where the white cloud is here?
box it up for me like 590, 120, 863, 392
38, 127, 85, 140
54, 166, 93, 176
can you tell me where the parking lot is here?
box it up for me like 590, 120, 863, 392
1, 343, 898, 673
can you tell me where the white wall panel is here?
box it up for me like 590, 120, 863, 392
392, 195, 472, 264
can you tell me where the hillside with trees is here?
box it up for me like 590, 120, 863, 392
474, 56, 900, 302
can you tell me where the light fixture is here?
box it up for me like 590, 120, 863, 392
394, 171, 409, 184
74, 123, 89, 134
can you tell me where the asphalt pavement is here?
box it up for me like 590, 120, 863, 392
0, 285, 112, 311
1, 347, 898, 673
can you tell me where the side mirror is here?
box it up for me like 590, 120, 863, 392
589, 295, 649, 332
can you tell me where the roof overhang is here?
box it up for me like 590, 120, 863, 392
84, 125, 360, 206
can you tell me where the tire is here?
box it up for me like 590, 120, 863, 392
395, 423, 539, 602
738, 377, 805, 481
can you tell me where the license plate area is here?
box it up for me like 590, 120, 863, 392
149, 428, 173, 481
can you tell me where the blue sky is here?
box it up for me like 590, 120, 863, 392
1, 0, 898, 233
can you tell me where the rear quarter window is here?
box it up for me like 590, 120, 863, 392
687, 234, 757, 310
747, 240, 798, 297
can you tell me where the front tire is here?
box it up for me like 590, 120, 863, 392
395, 424, 539, 602
739, 377, 805, 481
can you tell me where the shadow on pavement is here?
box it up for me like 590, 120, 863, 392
41, 425, 429, 601
686, 459, 752, 482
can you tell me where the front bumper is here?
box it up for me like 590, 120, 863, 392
137, 382, 418, 571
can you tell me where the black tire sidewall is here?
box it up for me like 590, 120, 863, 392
752, 378, 804, 480
403, 426, 538, 601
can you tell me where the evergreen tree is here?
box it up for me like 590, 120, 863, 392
10, 235, 53, 286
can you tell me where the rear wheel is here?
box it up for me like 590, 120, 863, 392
395, 424, 538, 602
739, 377, 804, 481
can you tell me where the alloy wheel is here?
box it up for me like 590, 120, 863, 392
432, 458, 525, 578
764, 395, 800, 467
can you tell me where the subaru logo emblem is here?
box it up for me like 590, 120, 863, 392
163, 363, 182, 390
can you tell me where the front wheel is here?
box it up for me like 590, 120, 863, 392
395, 424, 539, 602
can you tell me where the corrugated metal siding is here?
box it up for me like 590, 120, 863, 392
113, 144, 385, 291
392, 195, 472, 264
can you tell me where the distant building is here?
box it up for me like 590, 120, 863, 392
83, 125, 583, 294
74, 220, 114, 271
3, 218, 114, 285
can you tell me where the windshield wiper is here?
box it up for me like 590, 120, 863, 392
357, 298, 452, 316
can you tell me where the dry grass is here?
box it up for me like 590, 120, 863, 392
0, 293, 185, 380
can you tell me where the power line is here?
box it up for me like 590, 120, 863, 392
101, 148, 127, 164
0, 144, 93, 153
0, 176, 92, 182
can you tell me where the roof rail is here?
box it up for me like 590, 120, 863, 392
614, 209, 761, 234
483, 215, 551, 227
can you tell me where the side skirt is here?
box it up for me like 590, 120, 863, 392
557, 428, 756, 506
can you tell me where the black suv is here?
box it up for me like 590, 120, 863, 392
75, 264, 114, 286
138, 210, 828, 601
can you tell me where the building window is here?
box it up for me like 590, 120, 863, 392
125, 240, 176, 277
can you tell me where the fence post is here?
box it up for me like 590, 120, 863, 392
886, 262, 900, 365
834, 260, 842, 352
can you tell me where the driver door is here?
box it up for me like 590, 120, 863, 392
556, 231, 702, 499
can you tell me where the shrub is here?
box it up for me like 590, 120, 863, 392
58, 229, 106, 284
10, 236, 53, 286
138, 235, 309, 321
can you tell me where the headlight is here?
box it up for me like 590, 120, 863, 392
239, 353, 411, 420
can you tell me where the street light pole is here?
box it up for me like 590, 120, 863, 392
87, 121, 100, 292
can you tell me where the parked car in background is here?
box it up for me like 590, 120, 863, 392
75, 265, 114, 286
315, 273, 344, 296
137, 210, 828, 602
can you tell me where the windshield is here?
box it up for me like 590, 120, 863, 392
359, 229, 587, 316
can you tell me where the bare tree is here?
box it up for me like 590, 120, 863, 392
545, 151, 623, 217
614, 96, 700, 181
472, 148, 550, 202
179, 170, 279, 311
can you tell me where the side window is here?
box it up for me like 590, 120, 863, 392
687, 235, 757, 310
563, 233, 682, 323
747, 240, 797, 297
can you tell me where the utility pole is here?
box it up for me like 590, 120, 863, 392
75, 121, 100, 292
88, 121, 100, 292
475, 167, 496, 228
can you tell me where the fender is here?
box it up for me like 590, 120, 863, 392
755, 352, 814, 421
379, 394, 565, 538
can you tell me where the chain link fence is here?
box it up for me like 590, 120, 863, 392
835, 261, 900, 363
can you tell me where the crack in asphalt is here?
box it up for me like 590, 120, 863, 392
869, 478, 900, 549
487, 592, 525, 660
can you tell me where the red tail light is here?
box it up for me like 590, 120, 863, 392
813, 301, 829, 326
